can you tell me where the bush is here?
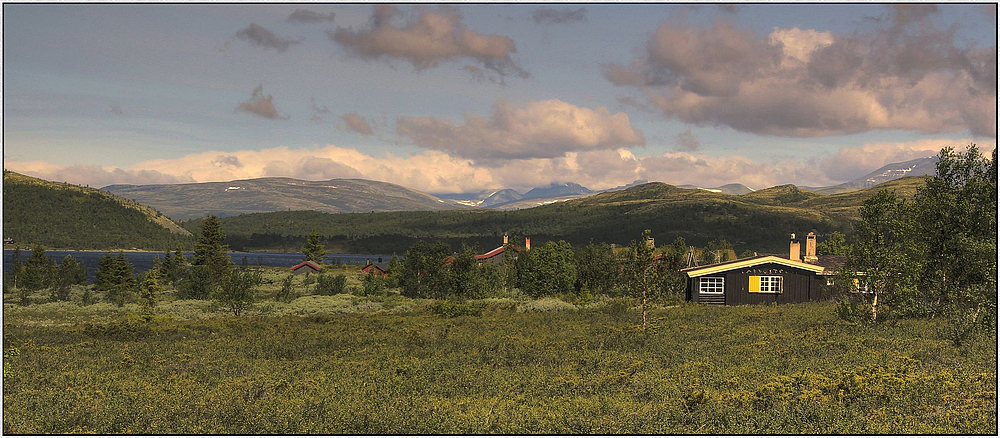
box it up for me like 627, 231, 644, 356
315, 274, 347, 296
276, 275, 296, 302
177, 265, 215, 300
214, 268, 262, 316
361, 272, 388, 296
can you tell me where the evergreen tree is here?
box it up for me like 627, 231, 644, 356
193, 215, 231, 278
21, 245, 56, 291
141, 269, 162, 309
301, 230, 327, 263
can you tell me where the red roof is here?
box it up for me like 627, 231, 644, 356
475, 246, 506, 260
290, 261, 321, 271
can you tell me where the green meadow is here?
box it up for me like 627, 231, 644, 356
3, 268, 995, 434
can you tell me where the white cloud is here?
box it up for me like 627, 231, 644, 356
396, 99, 645, 159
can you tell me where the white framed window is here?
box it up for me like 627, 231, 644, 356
699, 277, 724, 294
759, 275, 782, 293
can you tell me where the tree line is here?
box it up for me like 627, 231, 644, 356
836, 145, 996, 343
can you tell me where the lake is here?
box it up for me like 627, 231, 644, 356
2, 250, 394, 281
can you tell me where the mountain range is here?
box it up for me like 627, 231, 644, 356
98, 157, 937, 221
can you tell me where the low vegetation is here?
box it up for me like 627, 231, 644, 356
3, 293, 995, 434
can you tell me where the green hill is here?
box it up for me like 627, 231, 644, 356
3, 170, 193, 250
186, 177, 927, 255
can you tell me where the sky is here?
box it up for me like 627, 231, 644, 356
3, 3, 996, 194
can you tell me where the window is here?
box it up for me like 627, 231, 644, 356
759, 276, 782, 293
749, 275, 782, 293
700, 277, 724, 294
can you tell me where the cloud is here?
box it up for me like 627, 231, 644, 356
463, 64, 486, 83
674, 129, 700, 151
310, 97, 330, 122
396, 99, 645, 159
212, 155, 243, 168
235, 85, 288, 120
328, 5, 528, 78
287, 9, 336, 24
109, 104, 123, 116
235, 23, 300, 52
605, 9, 997, 137
341, 113, 375, 135
819, 138, 997, 182
3, 161, 193, 189
532, 7, 587, 25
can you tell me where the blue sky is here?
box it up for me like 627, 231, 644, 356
3, 3, 996, 193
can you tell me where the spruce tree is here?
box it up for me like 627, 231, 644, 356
301, 230, 327, 263
193, 215, 231, 278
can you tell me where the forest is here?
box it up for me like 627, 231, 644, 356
2, 171, 191, 250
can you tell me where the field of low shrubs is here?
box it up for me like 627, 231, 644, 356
3, 273, 995, 434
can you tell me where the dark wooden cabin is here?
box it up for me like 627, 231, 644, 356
681, 255, 831, 305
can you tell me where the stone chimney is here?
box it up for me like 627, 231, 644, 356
503, 234, 509, 245
789, 233, 800, 262
525, 237, 531, 251
804, 232, 818, 263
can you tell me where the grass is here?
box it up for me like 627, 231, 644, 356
2, 272, 996, 434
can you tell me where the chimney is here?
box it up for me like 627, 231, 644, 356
378, 256, 383, 263
804, 232, 818, 263
503, 234, 509, 245
525, 237, 531, 251
789, 233, 800, 262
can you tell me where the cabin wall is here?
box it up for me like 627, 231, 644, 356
688, 263, 825, 305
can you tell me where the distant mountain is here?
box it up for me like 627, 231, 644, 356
481, 189, 523, 207
677, 183, 755, 195
806, 156, 937, 195
601, 180, 649, 192
523, 182, 593, 199
103, 177, 470, 220
3, 171, 192, 250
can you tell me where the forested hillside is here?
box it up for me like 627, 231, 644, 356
185, 178, 925, 255
3, 171, 192, 250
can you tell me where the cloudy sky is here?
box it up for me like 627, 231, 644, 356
3, 3, 996, 193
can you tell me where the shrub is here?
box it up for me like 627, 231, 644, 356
315, 274, 347, 296
215, 268, 262, 316
276, 275, 296, 302
177, 265, 215, 300
361, 272, 388, 296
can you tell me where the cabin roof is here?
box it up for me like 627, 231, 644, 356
681, 255, 826, 277
475, 244, 520, 260
291, 260, 321, 271
363, 261, 390, 272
